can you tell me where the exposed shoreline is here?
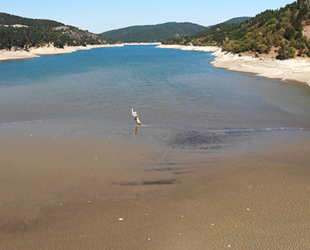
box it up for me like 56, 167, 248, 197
0, 43, 162, 61
0, 44, 124, 61
157, 44, 310, 87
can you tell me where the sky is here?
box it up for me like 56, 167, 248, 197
2, 0, 296, 34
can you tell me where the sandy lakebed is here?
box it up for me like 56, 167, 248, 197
1, 134, 310, 249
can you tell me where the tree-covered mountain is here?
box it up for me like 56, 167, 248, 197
225, 17, 252, 24
100, 22, 207, 43
163, 0, 310, 59
202, 17, 252, 31
0, 13, 115, 50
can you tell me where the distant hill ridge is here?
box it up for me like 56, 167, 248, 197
100, 22, 208, 43
225, 17, 252, 24
100, 18, 252, 43
0, 13, 115, 50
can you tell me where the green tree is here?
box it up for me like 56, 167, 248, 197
301, 4, 309, 16
275, 22, 282, 31
295, 31, 303, 39
293, 20, 303, 32
53, 40, 64, 48
284, 26, 296, 40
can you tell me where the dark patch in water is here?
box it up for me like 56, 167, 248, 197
141, 179, 179, 185
126, 162, 196, 173
166, 127, 301, 151
145, 166, 189, 172
167, 130, 232, 151
173, 171, 194, 175
119, 181, 139, 186
155, 162, 187, 166
118, 179, 179, 186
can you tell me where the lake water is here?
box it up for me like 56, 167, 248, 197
1, 45, 310, 153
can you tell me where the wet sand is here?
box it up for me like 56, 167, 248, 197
1, 135, 310, 249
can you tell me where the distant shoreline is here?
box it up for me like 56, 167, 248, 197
0, 44, 124, 61
0, 43, 163, 61
156, 44, 310, 88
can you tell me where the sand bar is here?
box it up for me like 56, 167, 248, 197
0, 50, 40, 60
0, 43, 163, 61
122, 43, 161, 46
157, 44, 310, 87
1, 133, 310, 249
0, 44, 124, 61
156, 44, 219, 52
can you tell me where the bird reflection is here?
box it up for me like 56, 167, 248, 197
133, 124, 140, 137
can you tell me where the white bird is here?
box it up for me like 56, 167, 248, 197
131, 108, 141, 125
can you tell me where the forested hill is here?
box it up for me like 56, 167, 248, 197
225, 17, 252, 24
163, 0, 310, 59
100, 22, 207, 43
0, 12, 63, 27
201, 17, 252, 30
0, 13, 115, 50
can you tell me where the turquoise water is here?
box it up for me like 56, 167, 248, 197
1, 45, 310, 152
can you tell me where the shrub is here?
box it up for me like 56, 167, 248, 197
267, 18, 277, 26
277, 47, 288, 59
257, 44, 268, 54
287, 47, 296, 58
233, 44, 242, 53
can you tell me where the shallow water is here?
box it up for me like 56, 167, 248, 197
1, 45, 310, 153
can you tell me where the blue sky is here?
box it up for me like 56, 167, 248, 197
2, 0, 295, 33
